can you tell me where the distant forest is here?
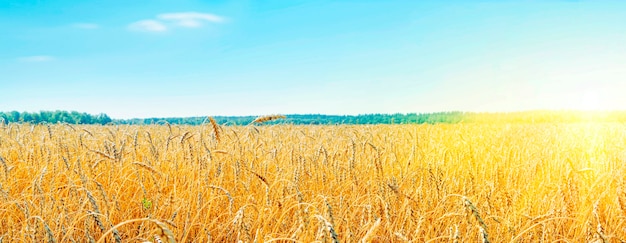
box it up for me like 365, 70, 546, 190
0, 111, 112, 125
2, 110, 626, 125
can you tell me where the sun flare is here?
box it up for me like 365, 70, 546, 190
579, 91, 603, 111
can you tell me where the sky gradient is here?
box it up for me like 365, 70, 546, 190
2, 0, 625, 119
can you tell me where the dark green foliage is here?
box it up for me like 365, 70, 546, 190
0, 111, 111, 125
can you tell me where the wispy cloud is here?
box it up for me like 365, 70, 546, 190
73, 23, 99, 29
128, 20, 168, 32
157, 12, 223, 27
18, 55, 55, 62
128, 12, 224, 32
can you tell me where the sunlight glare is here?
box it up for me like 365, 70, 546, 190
580, 91, 602, 111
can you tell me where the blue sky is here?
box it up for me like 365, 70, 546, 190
1, 0, 625, 119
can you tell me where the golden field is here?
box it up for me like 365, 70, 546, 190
1, 122, 625, 242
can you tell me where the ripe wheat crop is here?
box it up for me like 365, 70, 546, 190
0, 122, 625, 242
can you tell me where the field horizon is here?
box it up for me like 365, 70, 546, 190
3, 110, 626, 126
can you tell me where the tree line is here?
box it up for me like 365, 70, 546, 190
2, 110, 626, 125
0, 111, 112, 125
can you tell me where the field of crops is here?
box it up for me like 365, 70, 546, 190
0, 122, 625, 242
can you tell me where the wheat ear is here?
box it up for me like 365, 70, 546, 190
208, 117, 221, 143
463, 197, 489, 243
96, 218, 175, 243
250, 115, 286, 124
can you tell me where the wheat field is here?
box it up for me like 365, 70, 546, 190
0, 121, 625, 242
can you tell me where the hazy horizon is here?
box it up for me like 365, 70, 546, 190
2, 1, 626, 119
4, 109, 626, 121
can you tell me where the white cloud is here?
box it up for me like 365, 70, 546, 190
128, 19, 168, 32
128, 12, 224, 32
18, 56, 55, 62
157, 12, 223, 28
73, 23, 99, 29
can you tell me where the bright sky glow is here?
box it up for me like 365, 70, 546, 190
1, 0, 626, 119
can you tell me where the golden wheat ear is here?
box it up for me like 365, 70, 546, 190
249, 114, 286, 124
208, 117, 221, 143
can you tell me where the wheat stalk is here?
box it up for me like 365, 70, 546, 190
209, 185, 234, 214
361, 217, 381, 243
314, 215, 339, 243
132, 162, 163, 177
